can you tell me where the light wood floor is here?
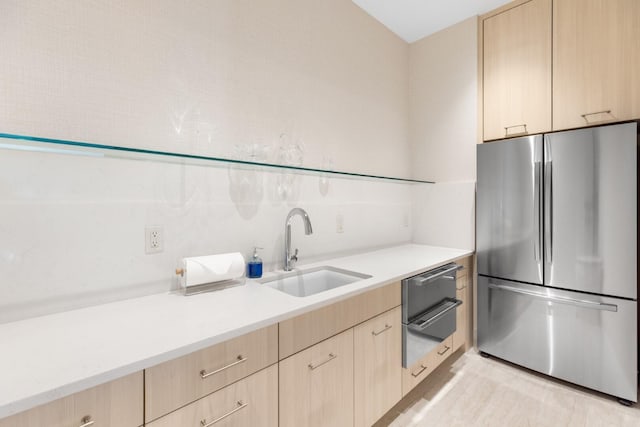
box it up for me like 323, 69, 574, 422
376, 350, 640, 426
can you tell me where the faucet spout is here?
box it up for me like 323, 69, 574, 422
284, 208, 313, 271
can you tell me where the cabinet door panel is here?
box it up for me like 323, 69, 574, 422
553, 0, 640, 130
483, 0, 552, 140
279, 329, 354, 427
354, 307, 401, 427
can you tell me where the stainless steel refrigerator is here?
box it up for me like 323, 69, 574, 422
477, 122, 638, 403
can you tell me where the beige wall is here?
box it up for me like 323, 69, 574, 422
0, 1, 481, 321
409, 17, 477, 182
0, 0, 415, 322
0, 0, 410, 178
409, 18, 478, 250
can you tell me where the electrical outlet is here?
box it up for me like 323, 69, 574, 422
336, 213, 344, 234
145, 226, 163, 254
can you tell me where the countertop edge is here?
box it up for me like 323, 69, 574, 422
0, 244, 474, 418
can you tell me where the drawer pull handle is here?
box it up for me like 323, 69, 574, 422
79, 416, 95, 427
200, 400, 247, 426
437, 345, 451, 356
308, 353, 337, 370
372, 324, 392, 336
200, 355, 247, 379
411, 364, 428, 378
504, 124, 527, 137
581, 110, 612, 123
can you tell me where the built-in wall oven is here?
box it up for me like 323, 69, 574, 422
402, 263, 463, 368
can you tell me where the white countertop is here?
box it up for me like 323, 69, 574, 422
0, 243, 472, 418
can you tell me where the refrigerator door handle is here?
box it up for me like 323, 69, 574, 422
544, 137, 553, 263
534, 161, 542, 262
488, 283, 618, 312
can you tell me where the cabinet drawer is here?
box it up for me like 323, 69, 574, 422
145, 325, 277, 422
433, 335, 454, 365
147, 365, 277, 427
279, 282, 400, 359
401, 335, 454, 396
0, 372, 143, 427
401, 348, 436, 396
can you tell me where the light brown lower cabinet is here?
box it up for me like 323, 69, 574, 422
402, 336, 454, 397
354, 306, 402, 427
2, 264, 473, 427
451, 283, 467, 352
452, 255, 472, 352
144, 324, 277, 422
146, 364, 277, 427
0, 372, 143, 427
279, 282, 400, 360
279, 328, 354, 427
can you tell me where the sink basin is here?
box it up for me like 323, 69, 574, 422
260, 266, 372, 297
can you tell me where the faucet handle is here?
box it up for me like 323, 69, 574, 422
291, 249, 299, 265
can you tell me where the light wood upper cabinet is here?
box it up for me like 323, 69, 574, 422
354, 307, 402, 427
483, 0, 552, 141
553, 0, 640, 130
0, 372, 143, 427
279, 329, 354, 427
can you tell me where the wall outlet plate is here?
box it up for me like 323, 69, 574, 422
336, 213, 344, 234
145, 226, 163, 254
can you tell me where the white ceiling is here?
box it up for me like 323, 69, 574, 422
352, 0, 511, 43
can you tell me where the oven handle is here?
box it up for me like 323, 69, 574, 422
408, 298, 462, 332
411, 264, 463, 286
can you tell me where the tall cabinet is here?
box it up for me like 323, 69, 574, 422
553, 0, 640, 130
482, 0, 640, 140
482, 0, 552, 141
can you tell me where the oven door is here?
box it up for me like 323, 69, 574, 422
402, 263, 462, 368
403, 297, 461, 367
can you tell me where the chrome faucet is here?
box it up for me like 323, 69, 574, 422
284, 208, 313, 271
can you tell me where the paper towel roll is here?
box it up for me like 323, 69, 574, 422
181, 253, 245, 289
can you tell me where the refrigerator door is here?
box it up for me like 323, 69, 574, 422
544, 123, 637, 299
477, 135, 543, 284
478, 276, 638, 402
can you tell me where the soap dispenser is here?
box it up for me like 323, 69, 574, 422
247, 247, 263, 279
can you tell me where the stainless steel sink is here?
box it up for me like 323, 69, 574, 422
260, 266, 371, 297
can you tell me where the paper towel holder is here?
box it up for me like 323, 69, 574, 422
174, 267, 245, 296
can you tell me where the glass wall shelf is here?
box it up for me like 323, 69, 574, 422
0, 132, 434, 185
